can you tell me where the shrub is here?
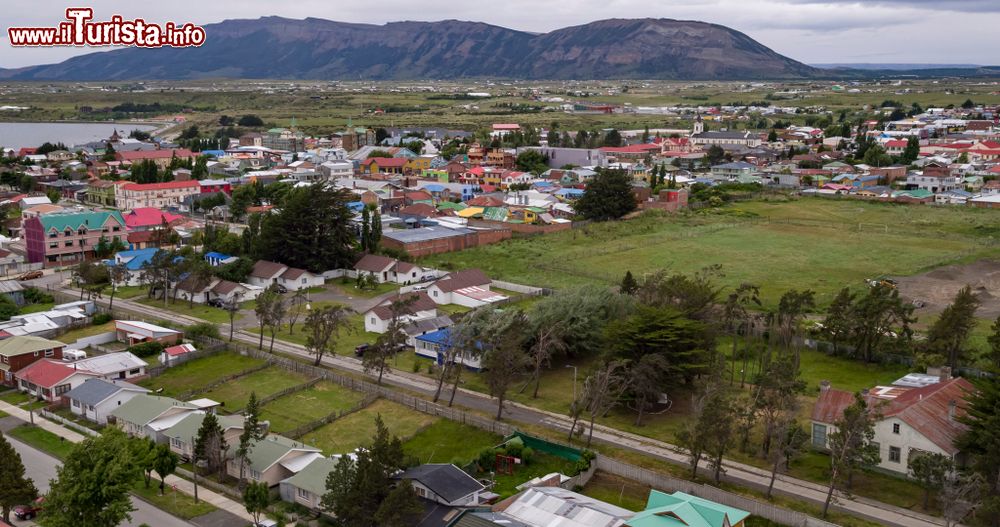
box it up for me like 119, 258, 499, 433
23, 287, 54, 305
128, 341, 164, 358
184, 322, 221, 341
92, 313, 113, 325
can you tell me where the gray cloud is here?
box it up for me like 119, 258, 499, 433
0, 0, 995, 68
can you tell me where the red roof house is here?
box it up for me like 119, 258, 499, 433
124, 208, 184, 231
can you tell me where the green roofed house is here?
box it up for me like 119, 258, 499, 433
161, 412, 244, 461
279, 457, 338, 511
227, 434, 324, 487
626, 490, 750, 527
109, 394, 198, 441
24, 209, 127, 266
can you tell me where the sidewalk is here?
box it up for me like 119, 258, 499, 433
0, 399, 254, 522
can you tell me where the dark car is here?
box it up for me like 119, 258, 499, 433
207, 298, 226, 308
276, 284, 288, 294
354, 343, 370, 357
14, 497, 44, 520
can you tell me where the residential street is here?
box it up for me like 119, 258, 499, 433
2, 419, 193, 527
77, 284, 953, 527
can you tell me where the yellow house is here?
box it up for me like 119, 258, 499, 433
410, 155, 436, 171
362, 157, 411, 174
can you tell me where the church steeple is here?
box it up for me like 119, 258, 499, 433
109, 128, 121, 142
692, 114, 704, 135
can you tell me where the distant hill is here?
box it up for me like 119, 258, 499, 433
813, 63, 984, 70
0, 17, 820, 81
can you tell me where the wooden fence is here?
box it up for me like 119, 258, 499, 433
254, 378, 322, 409
284, 393, 377, 439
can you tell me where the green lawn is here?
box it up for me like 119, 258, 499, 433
490, 449, 579, 498
403, 419, 502, 466
0, 390, 33, 406
202, 367, 310, 412
581, 471, 651, 512
131, 482, 217, 519
140, 353, 265, 397
425, 199, 999, 308
249, 313, 374, 356
6, 424, 75, 459
57, 321, 116, 343
113, 285, 149, 300
137, 297, 235, 324
300, 399, 437, 455
260, 381, 366, 434
19, 302, 54, 314
797, 347, 911, 395
337, 281, 400, 299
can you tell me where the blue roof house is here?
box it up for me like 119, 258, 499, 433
414, 328, 483, 371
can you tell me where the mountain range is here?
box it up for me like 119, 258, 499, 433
0, 17, 821, 81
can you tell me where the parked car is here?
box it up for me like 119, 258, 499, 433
17, 270, 43, 281
276, 284, 288, 294
207, 298, 226, 308
14, 497, 44, 520
354, 343, 370, 357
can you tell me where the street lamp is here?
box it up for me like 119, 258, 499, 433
565, 364, 578, 401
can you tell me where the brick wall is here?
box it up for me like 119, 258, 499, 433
383, 228, 512, 257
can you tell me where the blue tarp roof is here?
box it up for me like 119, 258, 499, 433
347, 201, 365, 212
423, 184, 445, 192
200, 150, 226, 158
107, 248, 159, 270
415, 328, 451, 346
205, 251, 233, 260
555, 188, 584, 196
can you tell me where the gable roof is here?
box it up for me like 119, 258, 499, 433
38, 210, 125, 233
398, 464, 485, 503
250, 260, 287, 279
245, 434, 322, 473
354, 254, 396, 273
0, 335, 65, 357
124, 208, 184, 229
17, 359, 96, 388
432, 269, 491, 293
368, 292, 437, 321
626, 490, 750, 527
161, 411, 243, 442
280, 267, 312, 280
117, 149, 196, 161
281, 457, 338, 497
120, 180, 200, 192
63, 378, 149, 406
110, 394, 196, 425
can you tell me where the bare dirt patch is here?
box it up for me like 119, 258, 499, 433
893, 259, 1000, 319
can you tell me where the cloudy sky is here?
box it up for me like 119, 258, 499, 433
1, 0, 997, 68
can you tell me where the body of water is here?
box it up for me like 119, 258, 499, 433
0, 121, 159, 150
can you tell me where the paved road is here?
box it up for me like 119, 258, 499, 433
69, 284, 952, 527
6, 433, 193, 527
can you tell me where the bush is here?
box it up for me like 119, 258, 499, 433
23, 287, 54, 305
92, 313, 113, 325
184, 322, 221, 341
128, 341, 164, 358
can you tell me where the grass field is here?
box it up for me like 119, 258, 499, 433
132, 482, 217, 520
259, 381, 366, 433
249, 313, 373, 356
20, 302, 55, 314
202, 367, 310, 411
7, 424, 75, 459
402, 419, 502, 466
491, 450, 579, 498
140, 353, 265, 397
57, 321, 115, 344
0, 390, 33, 406
112, 285, 148, 300
426, 199, 1000, 308
581, 471, 651, 512
137, 297, 234, 324
300, 399, 437, 455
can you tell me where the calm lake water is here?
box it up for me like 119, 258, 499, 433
0, 122, 158, 150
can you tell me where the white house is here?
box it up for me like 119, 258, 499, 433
426, 269, 507, 308
248, 260, 324, 291
810, 374, 974, 476
15, 359, 98, 403
63, 378, 149, 425
161, 411, 244, 461
71, 351, 147, 381
279, 457, 337, 511
353, 254, 429, 285
115, 320, 182, 346
363, 292, 438, 333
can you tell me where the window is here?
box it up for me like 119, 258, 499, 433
811, 423, 827, 447
301, 278, 307, 284
72, 399, 80, 408
296, 487, 310, 500
249, 469, 261, 481
892, 423, 900, 434
64, 228, 72, 237
44, 349, 54, 357
49, 231, 57, 238
55, 384, 70, 396
49, 242, 58, 249
64, 241, 73, 247
889, 446, 901, 463
171, 437, 183, 449
129, 368, 141, 375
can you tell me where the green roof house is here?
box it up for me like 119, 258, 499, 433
279, 457, 338, 510
626, 491, 750, 527
161, 412, 244, 461
227, 434, 323, 487
109, 394, 198, 440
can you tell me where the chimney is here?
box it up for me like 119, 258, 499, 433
819, 380, 831, 392
939, 366, 952, 382
948, 400, 956, 421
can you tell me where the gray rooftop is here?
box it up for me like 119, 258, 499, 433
63, 378, 148, 407
383, 226, 474, 244
398, 464, 484, 503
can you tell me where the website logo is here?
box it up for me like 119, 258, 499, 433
8, 8, 206, 48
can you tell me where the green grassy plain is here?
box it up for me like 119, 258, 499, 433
259, 381, 366, 433
202, 367, 310, 411
300, 399, 436, 455
140, 353, 265, 397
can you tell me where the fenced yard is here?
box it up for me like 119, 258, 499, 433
259, 381, 367, 434
140, 352, 265, 397
200, 367, 312, 412
299, 399, 437, 455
